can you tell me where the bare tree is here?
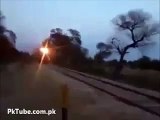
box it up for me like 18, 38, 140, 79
107, 9, 160, 76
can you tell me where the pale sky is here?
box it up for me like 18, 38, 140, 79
1, 0, 160, 60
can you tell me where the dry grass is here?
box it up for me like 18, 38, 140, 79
102, 65, 160, 91
121, 67, 160, 92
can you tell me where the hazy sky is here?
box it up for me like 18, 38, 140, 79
1, 0, 160, 60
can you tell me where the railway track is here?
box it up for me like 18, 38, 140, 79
56, 67, 160, 117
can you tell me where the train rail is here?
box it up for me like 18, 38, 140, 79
56, 67, 160, 117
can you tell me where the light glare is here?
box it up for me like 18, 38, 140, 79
40, 47, 49, 54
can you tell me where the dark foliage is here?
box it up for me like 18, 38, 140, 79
34, 28, 89, 67
103, 56, 160, 71
0, 11, 32, 64
0, 35, 20, 63
128, 56, 160, 71
94, 52, 104, 64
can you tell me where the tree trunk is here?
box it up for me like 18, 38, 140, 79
113, 53, 125, 79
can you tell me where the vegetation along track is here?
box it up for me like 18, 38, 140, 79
56, 67, 160, 117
